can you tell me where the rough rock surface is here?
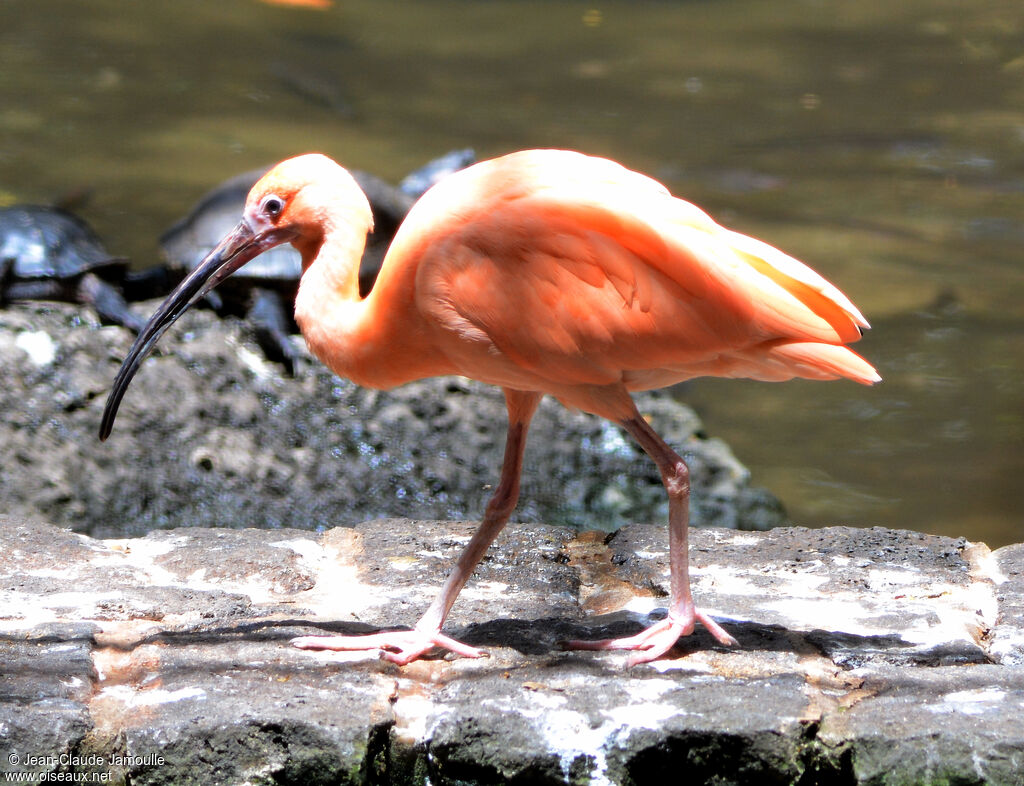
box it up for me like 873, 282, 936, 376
2, 518, 1022, 786
0, 301, 784, 539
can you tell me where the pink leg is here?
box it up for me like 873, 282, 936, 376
567, 405, 737, 665
293, 389, 542, 665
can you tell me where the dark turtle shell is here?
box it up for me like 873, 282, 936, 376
159, 150, 475, 295
159, 167, 414, 288
0, 206, 123, 280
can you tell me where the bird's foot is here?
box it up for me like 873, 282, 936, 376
566, 609, 737, 666
291, 627, 485, 666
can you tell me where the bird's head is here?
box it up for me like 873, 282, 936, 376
241, 154, 373, 267
98, 153, 371, 441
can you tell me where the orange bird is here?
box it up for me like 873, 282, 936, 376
100, 150, 879, 665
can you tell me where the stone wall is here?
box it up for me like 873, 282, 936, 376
0, 302, 783, 541
2, 302, 1021, 784
2, 517, 1022, 785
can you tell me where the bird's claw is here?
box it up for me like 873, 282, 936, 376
564, 609, 736, 665
291, 628, 486, 665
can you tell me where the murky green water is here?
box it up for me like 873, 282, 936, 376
2, 0, 1021, 545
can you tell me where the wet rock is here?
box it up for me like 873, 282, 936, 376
816, 665, 1024, 786
2, 518, 1023, 785
0, 301, 785, 539
0, 620, 95, 782
992, 543, 1024, 665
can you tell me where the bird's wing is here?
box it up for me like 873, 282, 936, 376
409, 151, 872, 389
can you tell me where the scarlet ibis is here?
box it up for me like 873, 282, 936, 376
100, 150, 879, 665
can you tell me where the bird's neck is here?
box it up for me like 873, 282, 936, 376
293, 224, 364, 302
294, 224, 369, 376
293, 224, 457, 390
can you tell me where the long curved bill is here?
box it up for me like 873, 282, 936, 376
98, 219, 295, 441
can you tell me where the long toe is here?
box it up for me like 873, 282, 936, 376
291, 629, 485, 665
696, 610, 739, 647
564, 617, 675, 651
564, 609, 735, 663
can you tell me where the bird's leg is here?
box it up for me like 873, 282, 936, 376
0, 257, 13, 303
77, 272, 145, 333
293, 389, 542, 664
567, 406, 737, 665
247, 287, 300, 375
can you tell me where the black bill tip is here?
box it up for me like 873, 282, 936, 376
98, 219, 284, 441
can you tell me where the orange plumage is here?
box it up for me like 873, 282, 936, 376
102, 149, 878, 665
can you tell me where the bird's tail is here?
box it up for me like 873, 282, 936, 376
765, 341, 881, 385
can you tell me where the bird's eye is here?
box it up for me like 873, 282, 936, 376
261, 195, 284, 218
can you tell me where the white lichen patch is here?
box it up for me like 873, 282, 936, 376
0, 589, 121, 629
759, 596, 883, 634
24, 567, 74, 579
98, 536, 187, 586
458, 580, 510, 600
270, 537, 323, 563
478, 676, 687, 786
392, 689, 446, 743
719, 532, 763, 547
989, 628, 1024, 665
620, 596, 660, 615
98, 534, 362, 611
603, 700, 682, 727
15, 330, 56, 366
933, 688, 1007, 715
865, 567, 924, 588
98, 684, 207, 708
102, 536, 183, 559
701, 563, 830, 598
752, 561, 995, 655
390, 555, 421, 571
231, 340, 273, 380
414, 550, 448, 560
270, 536, 380, 620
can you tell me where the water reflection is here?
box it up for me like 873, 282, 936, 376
688, 293, 1023, 545
0, 0, 1020, 545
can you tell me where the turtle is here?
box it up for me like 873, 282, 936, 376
0, 205, 144, 332
158, 149, 475, 372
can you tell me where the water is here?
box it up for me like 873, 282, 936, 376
1, 0, 1020, 546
